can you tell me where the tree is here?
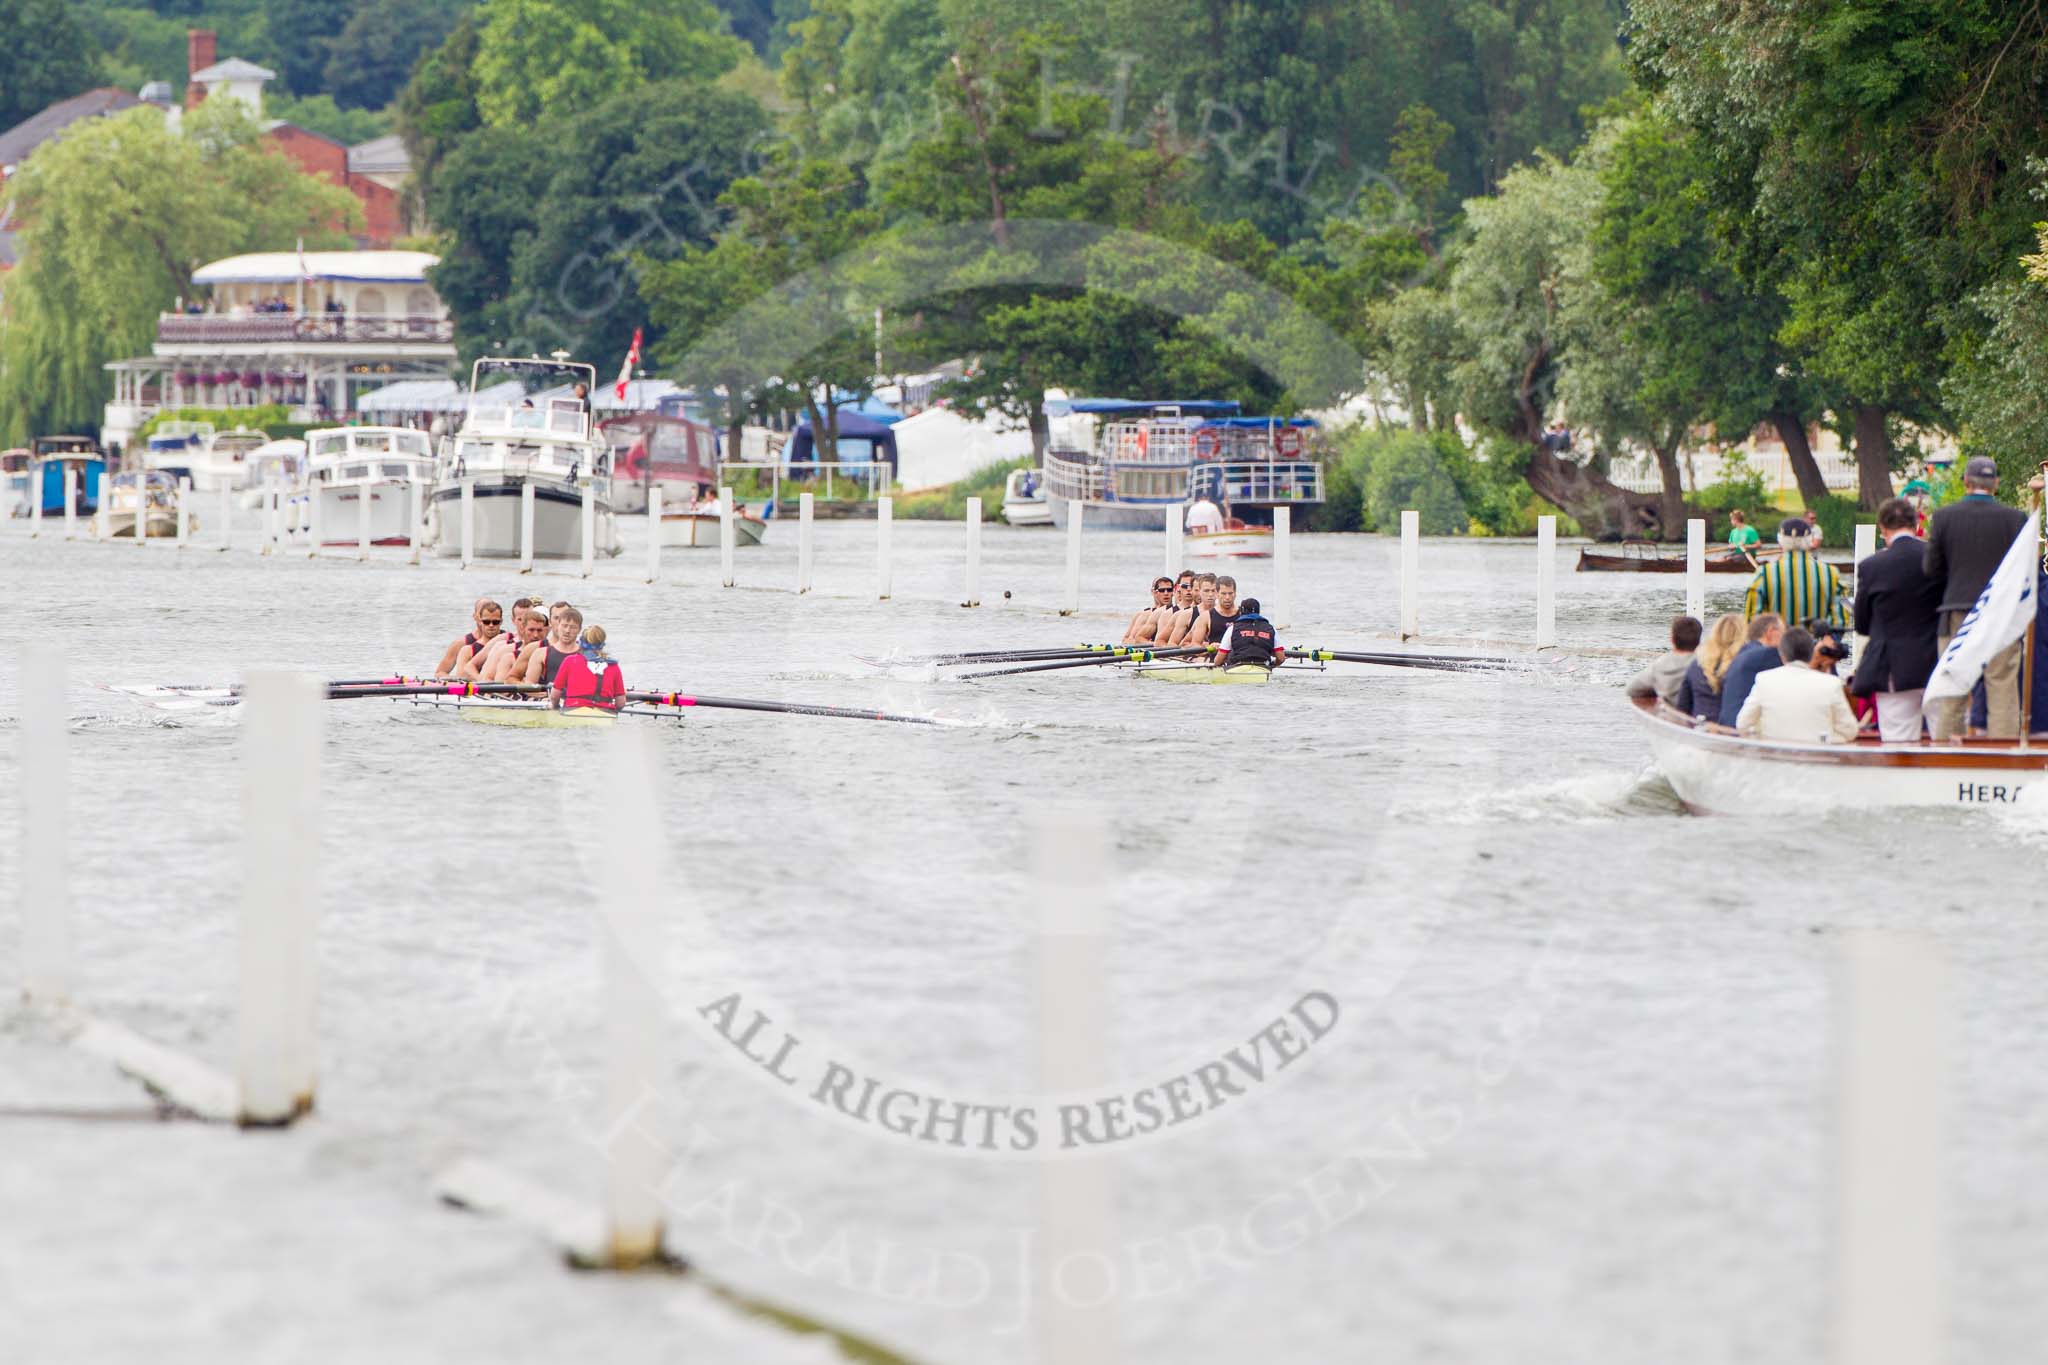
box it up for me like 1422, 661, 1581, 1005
469, 0, 747, 129
262, 0, 353, 96
0, 103, 358, 442
322, 0, 468, 112
0, 0, 98, 130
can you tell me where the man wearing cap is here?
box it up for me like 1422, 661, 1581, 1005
1924, 455, 2030, 739
1743, 517, 1849, 630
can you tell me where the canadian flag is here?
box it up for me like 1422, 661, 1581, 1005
615, 327, 642, 401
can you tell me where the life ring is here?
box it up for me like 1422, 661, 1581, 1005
1193, 426, 1221, 459
1273, 426, 1304, 458
1118, 426, 1149, 459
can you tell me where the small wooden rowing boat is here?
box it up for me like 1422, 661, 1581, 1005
1184, 525, 1273, 559
1578, 541, 1856, 575
1632, 696, 2047, 813
661, 508, 768, 548
1126, 662, 1274, 684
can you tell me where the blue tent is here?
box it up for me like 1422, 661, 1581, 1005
787, 408, 899, 471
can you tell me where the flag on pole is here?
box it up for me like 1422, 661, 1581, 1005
615, 328, 643, 402
1924, 515, 2042, 701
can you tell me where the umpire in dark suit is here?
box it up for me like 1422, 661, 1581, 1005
1924, 456, 2029, 738
1851, 498, 1943, 742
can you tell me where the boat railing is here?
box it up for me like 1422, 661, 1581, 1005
155, 315, 455, 345
1044, 449, 1108, 503
1192, 460, 1324, 506
465, 403, 590, 441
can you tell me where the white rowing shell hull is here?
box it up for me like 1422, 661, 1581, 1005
1633, 699, 2046, 814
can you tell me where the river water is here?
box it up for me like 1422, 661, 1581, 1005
5, 515, 2047, 1364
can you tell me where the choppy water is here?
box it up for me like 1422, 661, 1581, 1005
5, 515, 2047, 1364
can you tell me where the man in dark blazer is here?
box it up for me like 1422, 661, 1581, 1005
1924, 456, 2030, 738
1851, 498, 1943, 742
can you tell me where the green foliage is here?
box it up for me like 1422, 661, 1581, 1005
137, 405, 307, 442
321, 0, 467, 111
1807, 494, 1873, 549
470, 0, 745, 128
1308, 426, 1374, 532
0, 0, 99, 129
264, 0, 352, 95
1360, 427, 1468, 535
891, 455, 1032, 519
0, 104, 358, 443
1691, 454, 1771, 515
264, 92, 392, 146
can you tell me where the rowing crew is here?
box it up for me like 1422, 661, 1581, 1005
435, 597, 625, 711
1122, 571, 1282, 669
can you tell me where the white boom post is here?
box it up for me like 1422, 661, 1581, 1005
235, 672, 324, 1126
580, 478, 595, 579
595, 727, 671, 1268
63, 467, 76, 540
1165, 504, 1183, 577
519, 481, 536, 575
797, 491, 815, 594
645, 486, 662, 584
177, 478, 191, 548
407, 480, 422, 566
1536, 514, 1557, 649
95, 475, 110, 542
29, 472, 42, 538
218, 481, 232, 553
1272, 506, 1292, 631
357, 484, 371, 562
1686, 518, 1706, 624
1834, 932, 1947, 1365
964, 496, 982, 607
1853, 522, 1879, 586
877, 496, 894, 600
460, 479, 476, 569
1061, 503, 1083, 616
263, 490, 277, 556
304, 479, 321, 558
1399, 509, 1419, 640
719, 487, 735, 588
18, 644, 73, 1003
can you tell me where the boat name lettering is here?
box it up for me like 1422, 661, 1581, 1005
1958, 782, 2023, 804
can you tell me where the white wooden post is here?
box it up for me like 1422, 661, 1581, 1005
1164, 504, 1183, 577
645, 486, 662, 584
1272, 506, 1292, 631
1060, 503, 1082, 616
1535, 514, 1557, 649
305, 480, 321, 558
877, 496, 893, 600
460, 479, 476, 569
95, 474, 110, 542
1853, 522, 1879, 584
18, 644, 72, 1003
797, 491, 815, 594
596, 727, 671, 1267
356, 483, 371, 561
1685, 517, 1706, 624
218, 481, 232, 553
62, 468, 77, 540
1834, 932, 1947, 1365
29, 470, 42, 538
580, 478, 595, 579
718, 487, 735, 588
263, 490, 277, 556
518, 481, 536, 574
1398, 509, 1419, 640
177, 478, 191, 548
407, 480, 422, 566
235, 672, 324, 1126
963, 495, 982, 608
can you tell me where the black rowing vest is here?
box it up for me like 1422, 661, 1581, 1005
1222, 613, 1276, 667
542, 643, 572, 686
1205, 609, 1236, 644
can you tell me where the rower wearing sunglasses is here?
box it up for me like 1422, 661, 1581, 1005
1121, 576, 1177, 645
436, 598, 513, 678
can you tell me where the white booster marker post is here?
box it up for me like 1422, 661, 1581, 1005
1686, 518, 1707, 624
1854, 522, 1879, 586
518, 481, 536, 575
407, 480, 423, 566
1165, 503, 1183, 578
1062, 503, 1083, 616
1536, 514, 1557, 648
1399, 509, 1420, 639
235, 672, 325, 1126
964, 495, 983, 607
177, 478, 191, 548
305, 479, 322, 558
580, 478, 595, 579
218, 482, 232, 552
29, 471, 42, 537
877, 495, 894, 600
357, 482, 372, 561
95, 477, 110, 542
63, 467, 77, 540
1273, 506, 1292, 631
262, 489, 277, 556
1834, 932, 1948, 1365
1032, 813, 1119, 1365
18, 645, 73, 1004
645, 486, 662, 584
461, 479, 476, 569
592, 727, 673, 1269
797, 491, 815, 594
718, 487, 735, 588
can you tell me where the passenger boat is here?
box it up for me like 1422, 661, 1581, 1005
1577, 541, 1854, 574
27, 437, 106, 515
1632, 696, 2048, 813
103, 470, 191, 539
2, 448, 31, 516
146, 422, 269, 493
600, 411, 720, 517
428, 356, 622, 560
1000, 467, 1052, 526
1038, 400, 1323, 531
304, 426, 434, 545
660, 505, 768, 548
1184, 522, 1274, 559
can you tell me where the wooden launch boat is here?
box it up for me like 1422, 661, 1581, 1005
1578, 541, 1856, 575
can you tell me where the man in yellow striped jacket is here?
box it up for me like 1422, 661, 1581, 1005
1743, 516, 1850, 629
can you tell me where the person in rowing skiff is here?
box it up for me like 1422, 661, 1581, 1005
518, 602, 585, 687
464, 596, 541, 680
437, 598, 511, 677
1207, 597, 1285, 671
485, 602, 551, 683
551, 623, 625, 712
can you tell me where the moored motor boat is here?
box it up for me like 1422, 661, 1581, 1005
304, 426, 433, 545
659, 506, 769, 548
1632, 696, 2046, 813
1578, 541, 1855, 574
104, 470, 191, 538
2, 448, 31, 516
1000, 467, 1052, 526
1184, 522, 1273, 559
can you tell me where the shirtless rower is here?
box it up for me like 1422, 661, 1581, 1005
1121, 577, 1176, 645
518, 602, 584, 687
487, 604, 550, 682
1155, 572, 1201, 646
437, 598, 511, 677
464, 596, 539, 681
1185, 574, 1237, 652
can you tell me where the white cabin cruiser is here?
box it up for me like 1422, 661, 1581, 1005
428, 357, 621, 560
304, 426, 433, 546
146, 422, 270, 493
104, 470, 189, 539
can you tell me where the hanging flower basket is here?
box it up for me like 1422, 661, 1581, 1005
240, 371, 263, 389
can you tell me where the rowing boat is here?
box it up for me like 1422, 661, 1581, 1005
427, 697, 617, 728
1126, 662, 1274, 684
1577, 542, 1857, 575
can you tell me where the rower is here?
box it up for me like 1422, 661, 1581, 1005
464, 596, 540, 681
1156, 572, 1200, 646
1122, 577, 1175, 645
437, 598, 510, 677
1186, 574, 1237, 650
519, 603, 584, 687
1211, 596, 1284, 670
489, 606, 550, 682
551, 623, 625, 712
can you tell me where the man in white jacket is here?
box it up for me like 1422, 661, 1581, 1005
1737, 626, 1861, 743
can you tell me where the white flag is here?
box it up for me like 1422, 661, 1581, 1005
1924, 514, 2042, 701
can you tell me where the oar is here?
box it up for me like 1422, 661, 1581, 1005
874, 643, 1141, 666
957, 647, 1206, 679
328, 682, 541, 700
1290, 648, 1521, 674
627, 690, 946, 727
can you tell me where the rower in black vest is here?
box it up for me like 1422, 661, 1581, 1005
1218, 597, 1284, 669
